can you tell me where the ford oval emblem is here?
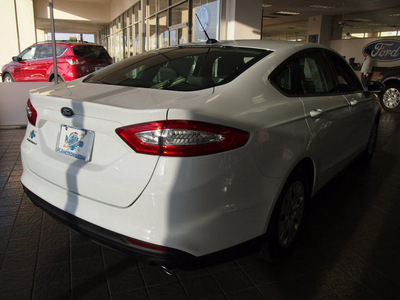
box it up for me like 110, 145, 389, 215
61, 107, 75, 117
363, 39, 400, 62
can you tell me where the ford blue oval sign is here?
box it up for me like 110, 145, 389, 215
363, 39, 400, 62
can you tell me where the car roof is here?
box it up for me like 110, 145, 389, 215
33, 41, 104, 47
179, 39, 328, 65
214, 39, 323, 50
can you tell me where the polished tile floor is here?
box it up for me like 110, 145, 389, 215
1, 111, 400, 299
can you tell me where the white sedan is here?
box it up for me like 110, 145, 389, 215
21, 40, 381, 270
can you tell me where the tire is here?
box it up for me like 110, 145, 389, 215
260, 169, 309, 263
380, 83, 400, 112
2, 73, 15, 82
360, 119, 379, 162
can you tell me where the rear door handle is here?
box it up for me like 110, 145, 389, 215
310, 108, 323, 118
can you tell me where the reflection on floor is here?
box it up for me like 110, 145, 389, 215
1, 112, 400, 299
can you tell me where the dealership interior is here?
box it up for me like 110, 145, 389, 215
1, 0, 400, 299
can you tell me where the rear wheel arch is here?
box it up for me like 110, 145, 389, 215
259, 157, 314, 263
49, 73, 65, 82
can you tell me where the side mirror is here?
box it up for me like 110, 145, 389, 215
363, 81, 385, 97
12, 56, 20, 62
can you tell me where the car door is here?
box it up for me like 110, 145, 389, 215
296, 50, 353, 186
324, 51, 375, 152
19, 46, 39, 81
32, 45, 53, 81
14, 47, 37, 81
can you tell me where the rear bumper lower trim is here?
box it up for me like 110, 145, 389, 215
23, 186, 196, 268
23, 186, 264, 269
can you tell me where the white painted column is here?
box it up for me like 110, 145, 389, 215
222, 0, 262, 40
307, 15, 333, 47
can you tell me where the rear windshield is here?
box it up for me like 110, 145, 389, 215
72, 45, 111, 59
83, 46, 271, 91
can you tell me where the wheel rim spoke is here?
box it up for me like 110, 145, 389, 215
383, 88, 400, 108
278, 181, 305, 248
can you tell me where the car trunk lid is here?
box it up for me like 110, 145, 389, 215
25, 83, 213, 208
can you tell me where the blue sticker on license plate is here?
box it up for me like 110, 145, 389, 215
56, 125, 95, 161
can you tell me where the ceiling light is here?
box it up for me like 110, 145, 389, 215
389, 13, 400, 17
274, 11, 300, 16
308, 5, 335, 9
262, 4, 272, 8
346, 19, 371, 22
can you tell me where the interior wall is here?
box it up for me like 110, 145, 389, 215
0, 82, 52, 127
330, 37, 400, 68
0, 0, 36, 68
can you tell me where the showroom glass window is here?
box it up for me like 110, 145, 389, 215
193, 0, 220, 42
99, 0, 221, 61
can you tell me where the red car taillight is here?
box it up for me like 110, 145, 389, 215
116, 120, 249, 157
26, 99, 37, 126
66, 57, 86, 65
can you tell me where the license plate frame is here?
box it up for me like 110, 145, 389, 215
56, 125, 95, 162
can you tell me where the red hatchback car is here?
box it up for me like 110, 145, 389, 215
1, 42, 112, 82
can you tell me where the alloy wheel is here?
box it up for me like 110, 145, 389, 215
382, 88, 400, 109
278, 180, 305, 248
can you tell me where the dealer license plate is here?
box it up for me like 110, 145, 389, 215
56, 125, 95, 161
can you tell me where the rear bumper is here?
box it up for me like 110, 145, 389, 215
23, 186, 263, 269
23, 186, 196, 268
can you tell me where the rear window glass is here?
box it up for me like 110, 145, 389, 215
72, 46, 111, 59
83, 46, 271, 91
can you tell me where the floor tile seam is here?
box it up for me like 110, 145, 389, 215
32, 279, 71, 289
176, 272, 193, 300
0, 155, 13, 195
340, 252, 399, 293
31, 210, 45, 300
235, 260, 268, 299
206, 266, 230, 299
100, 246, 113, 300
333, 266, 383, 299
69, 231, 74, 300
0, 192, 25, 269
137, 262, 153, 300
224, 286, 266, 298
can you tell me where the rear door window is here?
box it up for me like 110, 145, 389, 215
271, 49, 339, 97
35, 45, 67, 59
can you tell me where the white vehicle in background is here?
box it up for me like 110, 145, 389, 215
21, 40, 382, 271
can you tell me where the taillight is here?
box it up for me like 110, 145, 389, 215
26, 99, 37, 126
66, 57, 85, 65
116, 120, 249, 157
